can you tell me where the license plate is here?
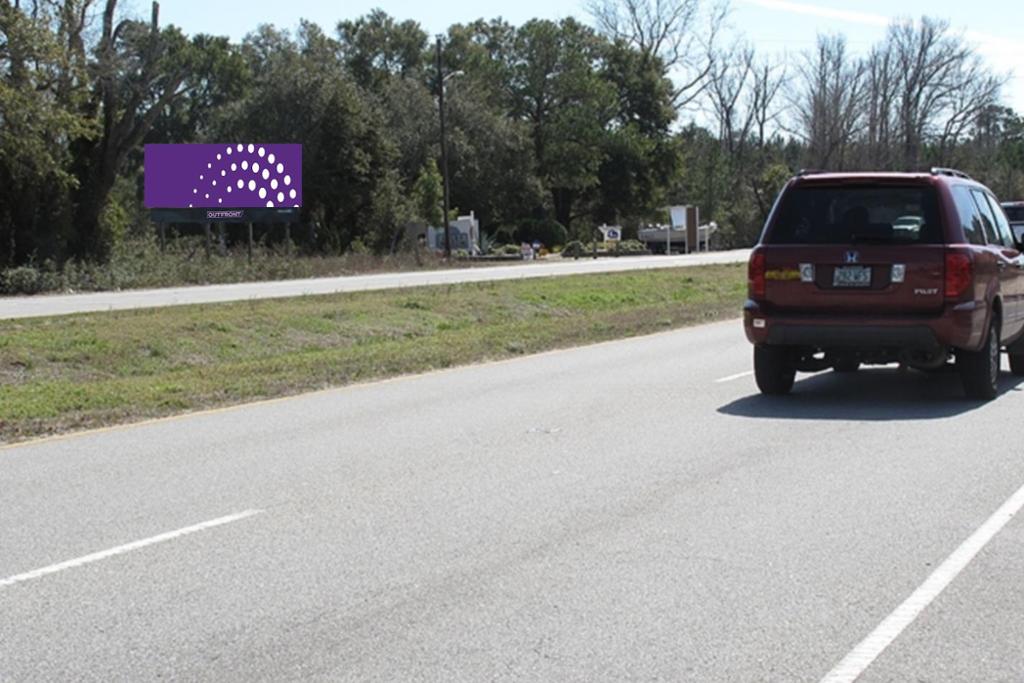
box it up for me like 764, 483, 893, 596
833, 265, 872, 287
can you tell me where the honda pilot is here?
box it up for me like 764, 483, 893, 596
744, 168, 1024, 400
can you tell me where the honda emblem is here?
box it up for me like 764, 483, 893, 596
844, 250, 859, 264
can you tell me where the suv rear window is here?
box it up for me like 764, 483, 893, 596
768, 185, 942, 245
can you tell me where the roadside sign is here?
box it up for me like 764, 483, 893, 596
145, 144, 302, 209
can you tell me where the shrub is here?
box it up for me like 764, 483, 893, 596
491, 227, 516, 244
515, 218, 568, 248
614, 240, 648, 255
347, 238, 370, 255
561, 240, 586, 258
0, 266, 44, 295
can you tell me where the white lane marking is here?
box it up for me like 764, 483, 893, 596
820, 481, 1024, 683
0, 509, 263, 589
715, 370, 754, 383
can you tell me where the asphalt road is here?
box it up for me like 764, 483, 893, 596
3, 319, 1024, 681
0, 250, 749, 320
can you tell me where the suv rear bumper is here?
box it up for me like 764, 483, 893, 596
743, 299, 986, 351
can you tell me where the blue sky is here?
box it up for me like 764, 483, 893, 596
157, 0, 1023, 114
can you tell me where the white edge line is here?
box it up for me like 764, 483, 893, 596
820, 481, 1024, 683
715, 370, 755, 383
0, 509, 263, 589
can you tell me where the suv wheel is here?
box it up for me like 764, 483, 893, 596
833, 360, 860, 373
754, 345, 795, 395
959, 318, 1000, 400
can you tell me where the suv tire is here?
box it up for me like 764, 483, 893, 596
959, 318, 1000, 400
833, 360, 860, 373
754, 345, 795, 395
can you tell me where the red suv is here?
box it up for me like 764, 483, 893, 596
744, 168, 1024, 400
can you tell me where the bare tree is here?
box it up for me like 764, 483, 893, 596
790, 34, 865, 170
705, 42, 753, 155
862, 43, 897, 169
747, 56, 786, 150
587, 0, 729, 109
798, 18, 1004, 171
885, 17, 1005, 169
745, 56, 787, 219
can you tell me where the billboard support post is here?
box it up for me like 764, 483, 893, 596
204, 223, 211, 259
686, 206, 699, 253
247, 222, 254, 264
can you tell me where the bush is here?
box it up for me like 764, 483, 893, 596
1, 266, 44, 295
491, 227, 516, 245
515, 218, 568, 248
561, 240, 586, 258
347, 238, 370, 255
0, 234, 460, 296
614, 239, 648, 255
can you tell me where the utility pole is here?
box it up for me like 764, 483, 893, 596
436, 36, 451, 259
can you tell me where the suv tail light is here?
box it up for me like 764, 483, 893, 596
749, 249, 766, 300
944, 250, 972, 299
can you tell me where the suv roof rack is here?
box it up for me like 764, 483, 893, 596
930, 167, 972, 180
796, 168, 826, 176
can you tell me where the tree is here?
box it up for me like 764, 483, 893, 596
411, 159, 443, 227
790, 34, 864, 170
337, 10, 427, 91
53, 1, 242, 260
446, 87, 542, 232
587, 0, 728, 109
594, 40, 678, 226
0, 0, 95, 264
509, 19, 617, 229
705, 43, 754, 155
219, 21, 404, 252
3, 6, 1021, 267
793, 18, 1005, 172
885, 17, 1003, 168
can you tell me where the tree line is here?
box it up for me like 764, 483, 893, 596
2, 0, 1022, 267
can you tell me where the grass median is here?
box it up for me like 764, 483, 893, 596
0, 264, 745, 443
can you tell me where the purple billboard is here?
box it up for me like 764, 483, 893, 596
145, 144, 302, 209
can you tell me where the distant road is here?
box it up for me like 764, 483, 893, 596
0, 250, 749, 320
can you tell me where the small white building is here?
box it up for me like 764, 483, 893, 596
427, 211, 481, 254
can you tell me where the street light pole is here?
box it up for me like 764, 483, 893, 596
436, 36, 451, 259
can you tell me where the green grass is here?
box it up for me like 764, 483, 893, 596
0, 264, 746, 443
